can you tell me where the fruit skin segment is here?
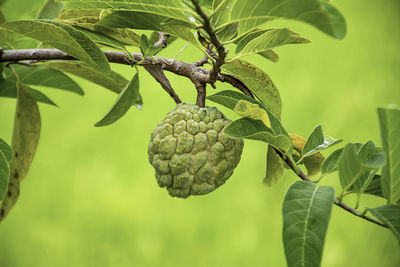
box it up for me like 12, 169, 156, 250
148, 103, 244, 198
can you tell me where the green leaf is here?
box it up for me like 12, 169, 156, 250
11, 81, 41, 181
221, 60, 281, 118
2, 19, 110, 73
357, 140, 386, 169
62, 0, 197, 26
234, 100, 270, 127
74, 26, 127, 50
95, 73, 141, 127
235, 29, 280, 62
4, 64, 84, 95
216, 22, 238, 42
283, 181, 335, 267
378, 107, 400, 203
224, 117, 291, 152
304, 152, 325, 177
35, 60, 128, 94
96, 11, 199, 47
212, 0, 346, 39
0, 139, 12, 163
264, 145, 284, 186
140, 34, 162, 58
338, 143, 365, 190
0, 79, 57, 106
0, 151, 10, 201
303, 125, 324, 156
207, 90, 291, 151
0, 8, 6, 25
368, 205, 400, 245
358, 175, 385, 199
0, 81, 41, 220
302, 125, 343, 158
58, 9, 141, 47
321, 148, 344, 176
37, 0, 64, 19
232, 28, 310, 60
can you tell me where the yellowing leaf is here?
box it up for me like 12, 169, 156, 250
234, 100, 270, 127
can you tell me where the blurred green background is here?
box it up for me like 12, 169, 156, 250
1, 0, 400, 266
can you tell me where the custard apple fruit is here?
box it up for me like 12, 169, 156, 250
148, 103, 244, 198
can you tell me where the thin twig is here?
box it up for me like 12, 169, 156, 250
154, 32, 169, 48
280, 150, 388, 229
191, 0, 227, 83
194, 55, 209, 67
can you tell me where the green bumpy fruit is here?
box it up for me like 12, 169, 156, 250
148, 103, 244, 198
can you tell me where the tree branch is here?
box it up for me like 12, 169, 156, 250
0, 47, 388, 229
0, 48, 250, 98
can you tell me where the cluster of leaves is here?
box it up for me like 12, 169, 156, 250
207, 89, 400, 265
0, 1, 399, 267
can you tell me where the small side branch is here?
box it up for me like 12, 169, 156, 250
219, 74, 254, 98
281, 150, 388, 229
191, 0, 227, 83
154, 32, 170, 48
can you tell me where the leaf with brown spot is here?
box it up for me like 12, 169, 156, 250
0, 81, 41, 221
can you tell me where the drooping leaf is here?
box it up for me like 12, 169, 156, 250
62, 0, 198, 26
264, 145, 284, 186
0, 151, 10, 201
0, 79, 57, 106
95, 73, 141, 127
368, 205, 400, 245
283, 181, 335, 267
2, 19, 110, 73
212, 0, 346, 40
140, 34, 162, 58
11, 81, 41, 181
221, 60, 281, 118
234, 100, 270, 127
4, 64, 84, 95
0, 81, 41, 221
378, 107, 400, 203
207, 90, 291, 151
35, 60, 128, 94
232, 28, 310, 60
0, 138, 12, 162
224, 117, 291, 152
37, 0, 64, 19
96, 11, 199, 47
321, 147, 344, 176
